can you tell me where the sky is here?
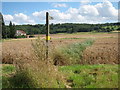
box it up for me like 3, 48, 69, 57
1, 0, 119, 25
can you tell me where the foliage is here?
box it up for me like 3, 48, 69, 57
2, 21, 120, 39
1, 12, 16, 38
12, 23, 120, 36
14, 35, 27, 38
29, 35, 35, 38
2, 20, 16, 38
1, 13, 6, 38
9, 22, 16, 38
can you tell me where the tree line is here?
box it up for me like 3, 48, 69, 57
12, 22, 120, 35
1, 13, 120, 39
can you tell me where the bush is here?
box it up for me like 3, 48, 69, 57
29, 35, 35, 38
14, 35, 27, 38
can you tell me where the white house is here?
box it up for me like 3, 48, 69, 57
15, 30, 26, 36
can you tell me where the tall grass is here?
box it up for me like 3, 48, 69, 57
52, 39, 94, 65
3, 38, 65, 88
32, 38, 47, 62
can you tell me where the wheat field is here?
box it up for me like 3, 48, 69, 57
1, 32, 119, 88
2, 33, 119, 65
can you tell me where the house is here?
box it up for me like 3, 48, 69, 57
15, 30, 26, 36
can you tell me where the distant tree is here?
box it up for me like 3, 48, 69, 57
67, 28, 73, 33
9, 21, 12, 38
12, 24, 16, 37
106, 27, 111, 32
117, 27, 120, 31
9, 21, 16, 38
1, 12, 7, 38
2, 22, 118, 37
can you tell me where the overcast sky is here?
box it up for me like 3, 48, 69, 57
2, 0, 119, 25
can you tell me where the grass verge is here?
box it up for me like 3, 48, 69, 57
2, 65, 16, 88
53, 39, 94, 65
59, 64, 118, 88
3, 64, 118, 88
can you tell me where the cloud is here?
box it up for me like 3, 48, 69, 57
33, 9, 71, 21
3, 13, 35, 25
95, 1, 118, 17
67, 7, 79, 14
79, 5, 99, 16
32, 11, 46, 20
78, 0, 118, 22
3, 15, 14, 21
53, 3, 68, 8
14, 13, 35, 24
80, 0, 91, 5
66, 7, 85, 22
32, 0, 117, 24
4, 0, 118, 25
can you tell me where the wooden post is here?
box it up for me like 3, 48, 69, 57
46, 12, 49, 60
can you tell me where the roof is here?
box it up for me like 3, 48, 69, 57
17, 30, 26, 34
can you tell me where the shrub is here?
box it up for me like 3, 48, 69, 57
29, 35, 35, 38
14, 35, 27, 38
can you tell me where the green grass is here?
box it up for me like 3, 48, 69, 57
2, 64, 119, 88
2, 65, 16, 88
2, 65, 15, 74
2, 65, 35, 88
59, 64, 118, 88
2, 63, 65, 88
